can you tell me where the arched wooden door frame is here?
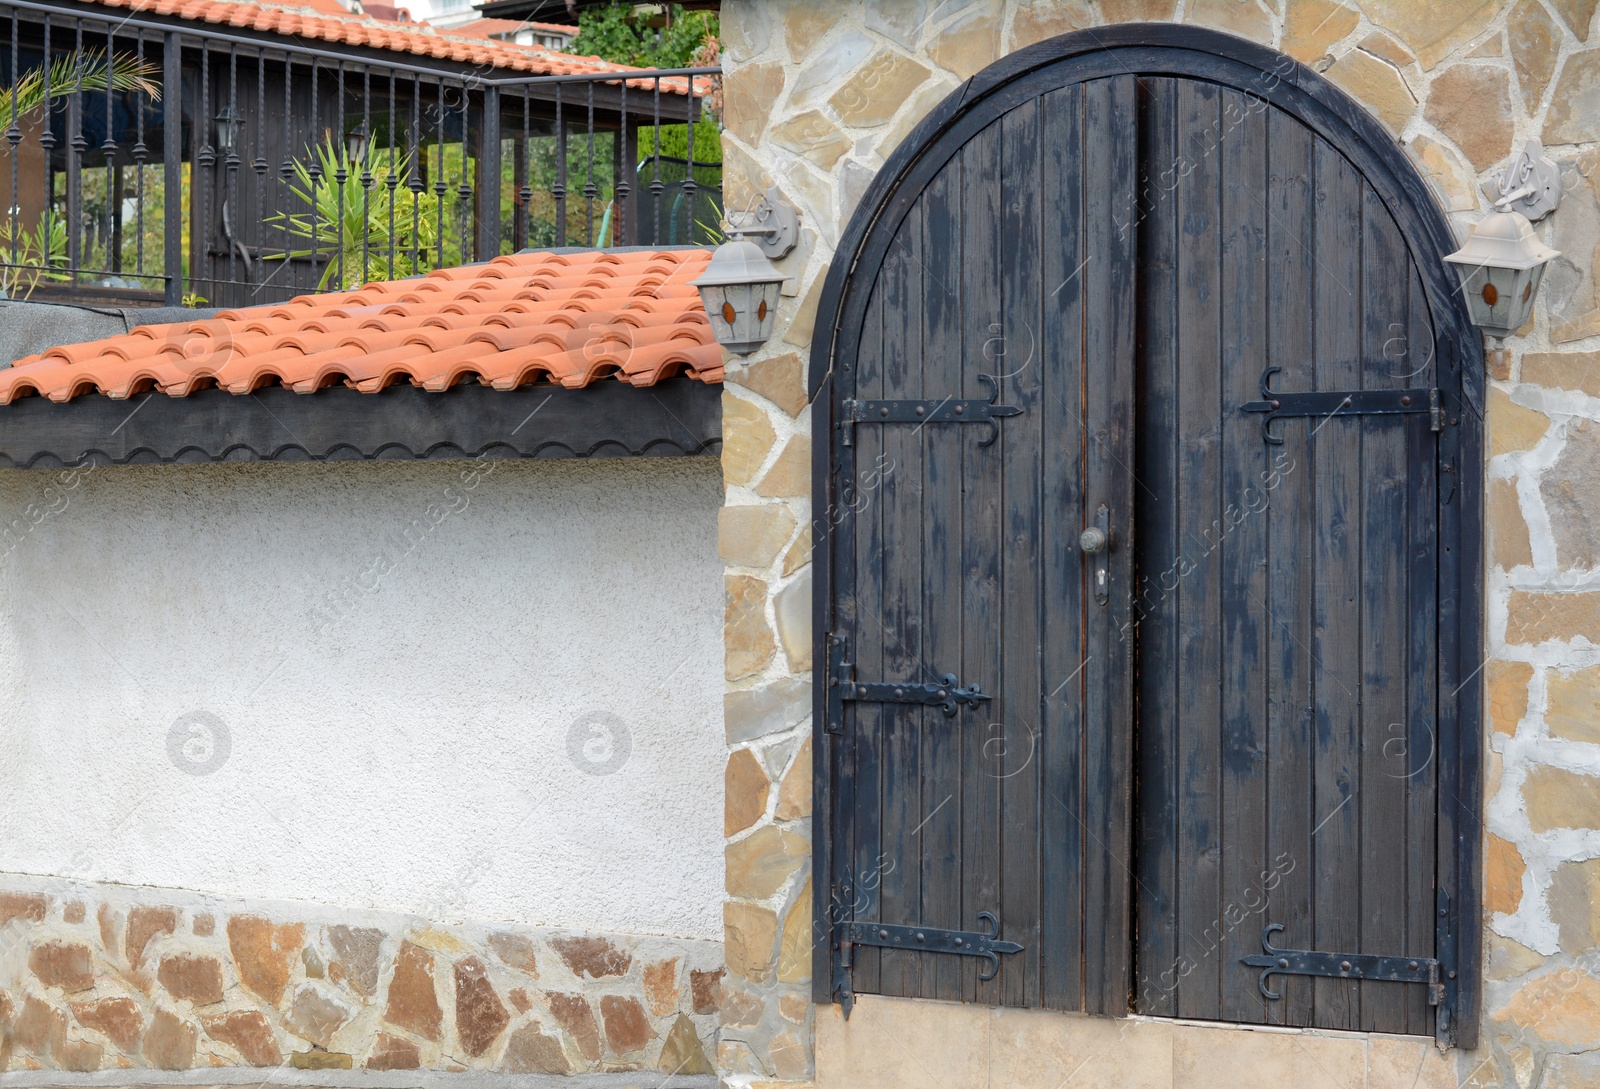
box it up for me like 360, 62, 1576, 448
808, 24, 1485, 1046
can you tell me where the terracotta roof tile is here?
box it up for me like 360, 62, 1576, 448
0, 249, 722, 406
80, 0, 702, 89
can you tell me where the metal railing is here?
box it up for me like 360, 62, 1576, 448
0, 0, 721, 309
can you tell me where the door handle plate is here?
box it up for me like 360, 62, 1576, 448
1089, 503, 1110, 606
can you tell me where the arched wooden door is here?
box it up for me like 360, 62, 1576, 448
809, 26, 1485, 1047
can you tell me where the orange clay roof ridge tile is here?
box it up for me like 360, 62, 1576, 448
77, 0, 706, 90
0, 249, 719, 407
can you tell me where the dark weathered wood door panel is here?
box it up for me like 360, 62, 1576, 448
816, 27, 1481, 1043
825, 75, 1138, 1014
1130, 79, 1440, 1036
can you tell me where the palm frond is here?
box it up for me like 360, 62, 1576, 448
0, 50, 161, 126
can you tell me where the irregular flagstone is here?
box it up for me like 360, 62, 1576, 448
226, 916, 303, 1006
1355, 0, 1503, 69
502, 1025, 573, 1074
324, 925, 383, 997
1546, 48, 1600, 145
1424, 64, 1515, 171
1545, 420, 1600, 567
452, 956, 509, 1058
200, 1010, 282, 1067
1282, 0, 1359, 61
1326, 49, 1416, 134
383, 940, 443, 1042
1510, 0, 1563, 112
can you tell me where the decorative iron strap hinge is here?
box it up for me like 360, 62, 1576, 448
833, 912, 1023, 1018
840, 373, 1021, 447
825, 635, 991, 734
1240, 365, 1441, 444
1241, 923, 1444, 1007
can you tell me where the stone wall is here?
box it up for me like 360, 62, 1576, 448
0, 876, 721, 1080
715, 0, 1600, 1086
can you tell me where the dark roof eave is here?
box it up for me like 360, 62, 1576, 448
0, 377, 721, 469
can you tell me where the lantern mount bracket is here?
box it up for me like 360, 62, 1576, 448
1492, 139, 1561, 222
725, 187, 800, 260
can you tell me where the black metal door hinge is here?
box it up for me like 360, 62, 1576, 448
1241, 923, 1443, 1007
833, 912, 1023, 1018
840, 373, 1021, 447
1241, 366, 1440, 444
825, 635, 990, 734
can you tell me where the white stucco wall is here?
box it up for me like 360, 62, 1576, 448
0, 455, 725, 941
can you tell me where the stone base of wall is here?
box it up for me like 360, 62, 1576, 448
814, 995, 1484, 1089
0, 875, 721, 1083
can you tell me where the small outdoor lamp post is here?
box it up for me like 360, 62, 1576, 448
691, 189, 800, 357
1443, 209, 1558, 348
213, 104, 244, 153
345, 121, 371, 162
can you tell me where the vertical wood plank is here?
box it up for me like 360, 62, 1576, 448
1262, 107, 1317, 1028
997, 97, 1044, 1008
1039, 80, 1087, 1013
1172, 77, 1224, 1022
1350, 178, 1414, 1029
1082, 73, 1138, 1018
850, 280, 888, 997
1132, 74, 1180, 1019
959, 119, 1005, 1005
1310, 140, 1364, 1030
876, 196, 925, 997
1356, 184, 1410, 1032
1218, 88, 1270, 1025
1403, 267, 1440, 1037
919, 156, 968, 1005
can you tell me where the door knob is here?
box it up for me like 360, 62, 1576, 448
1079, 526, 1108, 554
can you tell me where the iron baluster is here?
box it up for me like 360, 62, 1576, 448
225, 44, 240, 292
455, 77, 471, 261
614, 78, 626, 245
681, 72, 695, 242
66, 18, 84, 281
132, 29, 148, 278
7, 7, 19, 280
432, 78, 446, 272
583, 79, 594, 246
517, 84, 530, 251
253, 43, 266, 292
553, 82, 565, 246
408, 73, 422, 274
103, 19, 117, 275
386, 69, 397, 280
650, 78, 661, 245
333, 62, 345, 290
477, 82, 500, 262
161, 29, 180, 304
360, 66, 372, 286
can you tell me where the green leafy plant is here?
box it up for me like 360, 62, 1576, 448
181, 291, 208, 307
0, 210, 68, 299
567, 3, 718, 69
264, 139, 453, 291
0, 49, 160, 125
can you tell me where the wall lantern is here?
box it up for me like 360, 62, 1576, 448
1443, 139, 1561, 351
691, 189, 800, 356
213, 105, 244, 153
345, 121, 370, 162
